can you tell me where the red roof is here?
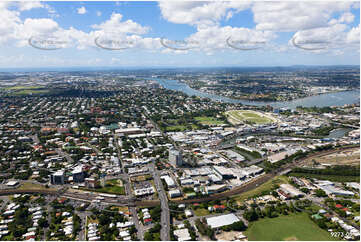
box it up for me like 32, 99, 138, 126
335, 204, 343, 208
214, 205, 226, 209
342, 207, 349, 211
26, 235, 36, 240
193, 203, 200, 206
144, 218, 152, 223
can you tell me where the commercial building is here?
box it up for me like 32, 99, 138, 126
169, 149, 183, 167
161, 175, 176, 188
50, 170, 65, 185
213, 166, 236, 179
173, 228, 191, 241
72, 165, 85, 183
206, 213, 240, 229
168, 189, 182, 198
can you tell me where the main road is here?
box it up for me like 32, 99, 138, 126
151, 163, 170, 241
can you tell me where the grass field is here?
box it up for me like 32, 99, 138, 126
5, 85, 43, 90
195, 116, 225, 126
4, 85, 49, 96
81, 179, 125, 195
233, 176, 289, 204
165, 124, 198, 131
17, 182, 56, 191
13, 89, 49, 95
288, 172, 360, 182
225, 110, 275, 125
245, 213, 338, 241
193, 208, 211, 216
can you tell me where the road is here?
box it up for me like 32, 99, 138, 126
151, 163, 170, 241
74, 209, 91, 240
129, 206, 144, 240
86, 142, 102, 155
55, 148, 74, 163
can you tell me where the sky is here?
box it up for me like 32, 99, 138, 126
0, 1, 360, 68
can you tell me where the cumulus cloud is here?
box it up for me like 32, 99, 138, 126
346, 25, 360, 44
18, 1, 45, 11
158, 1, 251, 27
77, 6, 87, 15
91, 13, 150, 34
0, 1, 358, 56
290, 23, 359, 53
252, 1, 357, 31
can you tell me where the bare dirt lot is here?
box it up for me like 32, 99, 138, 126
304, 147, 360, 166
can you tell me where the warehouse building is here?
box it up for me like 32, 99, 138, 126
206, 214, 240, 229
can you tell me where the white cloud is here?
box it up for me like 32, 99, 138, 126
290, 23, 359, 53
346, 25, 360, 44
329, 12, 355, 25
96, 11, 102, 17
158, 1, 251, 27
185, 25, 276, 54
18, 1, 45, 11
253, 2, 357, 31
23, 18, 59, 34
92, 13, 150, 34
77, 6, 87, 15
0, 4, 22, 44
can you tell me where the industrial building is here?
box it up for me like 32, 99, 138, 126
206, 213, 240, 229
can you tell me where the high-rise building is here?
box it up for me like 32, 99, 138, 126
72, 165, 85, 183
169, 149, 183, 167
51, 170, 65, 185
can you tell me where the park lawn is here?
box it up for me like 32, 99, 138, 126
166, 124, 198, 132
233, 176, 289, 204
5, 85, 42, 90
245, 213, 339, 241
193, 208, 211, 216
195, 116, 225, 126
13, 89, 49, 95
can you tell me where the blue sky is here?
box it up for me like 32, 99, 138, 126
0, 1, 359, 68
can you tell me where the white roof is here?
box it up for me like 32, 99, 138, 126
206, 213, 240, 229
174, 228, 191, 241
6, 181, 19, 186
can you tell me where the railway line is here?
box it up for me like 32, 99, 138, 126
0, 146, 357, 207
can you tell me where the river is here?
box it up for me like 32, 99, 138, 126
152, 78, 360, 109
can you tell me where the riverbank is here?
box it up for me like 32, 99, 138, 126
151, 78, 360, 109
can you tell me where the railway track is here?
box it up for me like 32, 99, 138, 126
0, 146, 357, 206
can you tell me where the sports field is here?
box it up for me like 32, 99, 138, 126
195, 116, 225, 126
4, 85, 49, 95
225, 110, 276, 125
245, 213, 338, 241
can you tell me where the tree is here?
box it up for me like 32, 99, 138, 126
38, 218, 49, 228
314, 189, 327, 197
144, 232, 153, 241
